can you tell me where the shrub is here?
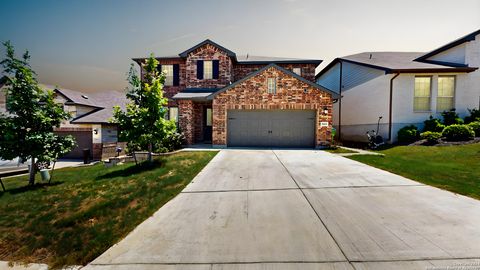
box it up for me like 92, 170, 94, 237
420, 131, 442, 144
442, 124, 475, 141
468, 121, 480, 137
464, 108, 480, 124
423, 116, 445, 132
160, 131, 185, 152
441, 109, 463, 126
397, 125, 419, 144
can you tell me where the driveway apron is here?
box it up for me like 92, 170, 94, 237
85, 149, 480, 270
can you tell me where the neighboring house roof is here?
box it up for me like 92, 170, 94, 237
316, 52, 477, 79
206, 63, 340, 100
133, 39, 322, 66
69, 91, 128, 124
45, 85, 104, 108
415, 29, 480, 62
42, 84, 128, 124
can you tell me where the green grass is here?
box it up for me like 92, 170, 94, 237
348, 143, 480, 200
0, 151, 217, 268
324, 147, 358, 154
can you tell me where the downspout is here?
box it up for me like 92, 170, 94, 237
338, 61, 343, 141
388, 73, 400, 142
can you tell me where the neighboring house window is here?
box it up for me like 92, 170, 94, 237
414, 76, 432, 111
203, 61, 213, 79
267, 77, 277, 94
161, 65, 174, 86
169, 107, 178, 123
293, 67, 302, 76
437, 76, 455, 112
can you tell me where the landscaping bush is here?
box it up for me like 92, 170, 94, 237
397, 125, 419, 144
160, 131, 186, 152
468, 121, 480, 137
441, 109, 463, 126
464, 108, 480, 124
420, 131, 442, 144
423, 116, 445, 132
442, 124, 475, 141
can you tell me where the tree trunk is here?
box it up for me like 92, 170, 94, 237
132, 151, 138, 165
28, 157, 36, 185
148, 143, 153, 163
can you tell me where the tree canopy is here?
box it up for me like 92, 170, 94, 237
112, 54, 176, 163
0, 41, 75, 185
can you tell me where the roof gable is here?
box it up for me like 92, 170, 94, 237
415, 29, 480, 62
179, 39, 237, 59
208, 63, 339, 100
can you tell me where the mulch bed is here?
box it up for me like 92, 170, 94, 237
409, 137, 480, 146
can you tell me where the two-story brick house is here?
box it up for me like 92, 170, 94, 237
133, 40, 339, 148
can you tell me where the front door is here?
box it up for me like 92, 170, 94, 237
204, 107, 213, 143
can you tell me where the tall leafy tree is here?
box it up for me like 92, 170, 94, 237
112, 54, 176, 163
0, 41, 76, 185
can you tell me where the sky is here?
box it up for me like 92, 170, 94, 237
0, 0, 479, 93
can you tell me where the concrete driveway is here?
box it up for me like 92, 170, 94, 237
84, 150, 480, 270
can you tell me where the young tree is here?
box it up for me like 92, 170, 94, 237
0, 41, 76, 185
112, 54, 176, 163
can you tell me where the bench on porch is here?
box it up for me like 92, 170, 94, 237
0, 168, 29, 191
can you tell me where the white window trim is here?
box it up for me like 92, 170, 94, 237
413, 76, 432, 112
436, 75, 456, 112
267, 77, 277, 94
203, 60, 213, 80
169, 107, 179, 123
161, 65, 174, 86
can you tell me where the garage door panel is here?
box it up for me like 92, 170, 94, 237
227, 110, 315, 148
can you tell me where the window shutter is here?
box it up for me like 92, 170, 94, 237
197, 60, 204, 79
173, 64, 180, 86
212, 60, 219, 79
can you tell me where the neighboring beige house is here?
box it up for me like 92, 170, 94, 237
0, 79, 127, 159
316, 29, 480, 142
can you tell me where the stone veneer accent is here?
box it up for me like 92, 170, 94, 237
185, 44, 233, 88
212, 66, 333, 147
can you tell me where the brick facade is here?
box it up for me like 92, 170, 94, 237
136, 40, 331, 147
185, 44, 233, 88
212, 66, 333, 147
233, 63, 317, 82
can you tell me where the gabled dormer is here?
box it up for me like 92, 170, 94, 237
180, 39, 236, 89
415, 29, 480, 67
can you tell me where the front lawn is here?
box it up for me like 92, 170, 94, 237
348, 143, 480, 200
0, 151, 217, 268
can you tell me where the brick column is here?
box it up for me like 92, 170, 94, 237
178, 100, 195, 145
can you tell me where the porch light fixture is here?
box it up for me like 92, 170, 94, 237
323, 107, 329, 115
93, 129, 98, 135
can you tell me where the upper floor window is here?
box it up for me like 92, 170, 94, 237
161, 65, 174, 86
196, 60, 219, 80
267, 77, 277, 94
203, 61, 213, 79
158, 64, 179, 86
414, 76, 432, 112
437, 76, 455, 112
293, 68, 302, 76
